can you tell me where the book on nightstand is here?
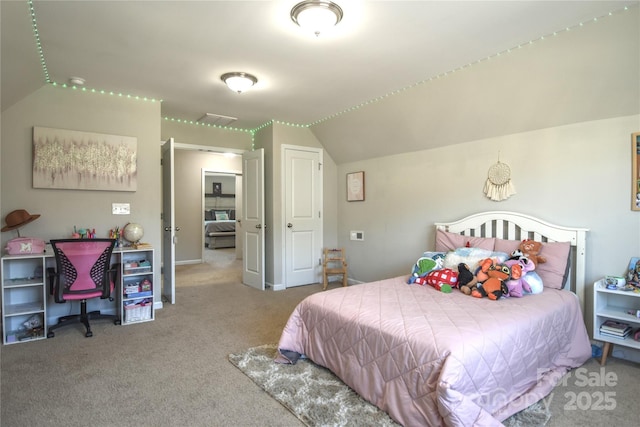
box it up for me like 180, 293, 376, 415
599, 320, 631, 338
599, 329, 631, 339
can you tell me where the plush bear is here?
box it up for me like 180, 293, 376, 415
504, 257, 535, 297
471, 263, 510, 300
518, 239, 546, 267
457, 263, 478, 295
416, 268, 458, 293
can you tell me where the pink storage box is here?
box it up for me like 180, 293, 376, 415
5, 237, 45, 255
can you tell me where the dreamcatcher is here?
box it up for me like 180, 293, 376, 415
483, 157, 516, 202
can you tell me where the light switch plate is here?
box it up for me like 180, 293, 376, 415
112, 203, 130, 215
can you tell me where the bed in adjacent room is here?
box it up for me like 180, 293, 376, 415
204, 209, 236, 249
276, 211, 591, 427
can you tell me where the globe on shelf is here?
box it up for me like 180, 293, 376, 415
123, 223, 144, 244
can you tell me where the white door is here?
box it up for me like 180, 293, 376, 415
284, 146, 323, 287
235, 175, 243, 259
242, 149, 265, 290
161, 138, 176, 304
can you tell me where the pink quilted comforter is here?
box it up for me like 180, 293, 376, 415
277, 276, 591, 426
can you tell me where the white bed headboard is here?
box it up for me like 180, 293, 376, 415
434, 211, 588, 312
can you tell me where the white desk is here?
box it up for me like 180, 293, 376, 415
1, 246, 154, 345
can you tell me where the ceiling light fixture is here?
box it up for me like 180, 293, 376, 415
68, 76, 85, 86
291, 0, 343, 36
220, 72, 258, 93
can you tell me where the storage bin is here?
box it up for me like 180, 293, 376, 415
123, 265, 152, 275
124, 302, 152, 323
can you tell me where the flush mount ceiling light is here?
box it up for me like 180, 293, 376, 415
291, 0, 343, 36
68, 76, 85, 86
220, 72, 258, 93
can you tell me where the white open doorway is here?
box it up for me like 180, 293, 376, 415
169, 145, 242, 269
202, 171, 242, 264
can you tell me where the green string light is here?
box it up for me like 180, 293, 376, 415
27, 0, 635, 134
28, 0, 50, 83
48, 81, 161, 104
161, 117, 253, 134
307, 3, 635, 127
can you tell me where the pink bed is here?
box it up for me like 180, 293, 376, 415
277, 211, 591, 426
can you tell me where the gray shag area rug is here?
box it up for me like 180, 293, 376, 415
228, 344, 551, 427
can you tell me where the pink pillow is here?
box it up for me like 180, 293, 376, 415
435, 229, 495, 252
536, 241, 571, 289
493, 239, 520, 254
494, 238, 571, 289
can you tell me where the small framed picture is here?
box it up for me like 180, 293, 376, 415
347, 171, 365, 202
212, 182, 222, 196
626, 257, 640, 285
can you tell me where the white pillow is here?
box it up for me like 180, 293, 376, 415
525, 272, 544, 294
215, 211, 229, 221
443, 247, 508, 272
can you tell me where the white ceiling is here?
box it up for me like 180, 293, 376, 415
2, 0, 637, 133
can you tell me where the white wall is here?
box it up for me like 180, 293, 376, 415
161, 119, 252, 150
1, 84, 162, 319
313, 7, 639, 164
204, 175, 236, 211
336, 114, 640, 331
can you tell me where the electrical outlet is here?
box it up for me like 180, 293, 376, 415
112, 203, 130, 215
350, 230, 364, 241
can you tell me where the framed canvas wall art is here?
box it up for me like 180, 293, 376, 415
32, 126, 137, 191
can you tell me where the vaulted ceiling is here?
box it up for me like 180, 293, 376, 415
2, 1, 639, 163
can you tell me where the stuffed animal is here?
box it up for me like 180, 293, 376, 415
508, 249, 525, 261
407, 253, 444, 284
504, 257, 535, 297
475, 257, 502, 283
471, 263, 510, 300
627, 258, 640, 285
457, 263, 478, 295
518, 239, 546, 267
416, 268, 458, 293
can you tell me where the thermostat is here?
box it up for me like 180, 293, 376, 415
350, 231, 364, 241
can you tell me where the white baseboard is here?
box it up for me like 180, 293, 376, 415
175, 259, 201, 266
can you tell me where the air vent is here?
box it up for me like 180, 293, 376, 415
197, 113, 237, 126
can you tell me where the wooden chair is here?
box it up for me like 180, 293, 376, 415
323, 248, 348, 290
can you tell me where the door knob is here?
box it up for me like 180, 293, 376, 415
287, 223, 293, 228
164, 226, 171, 232
255, 224, 262, 229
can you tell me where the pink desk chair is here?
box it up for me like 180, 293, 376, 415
48, 239, 120, 338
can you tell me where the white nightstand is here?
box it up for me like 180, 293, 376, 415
593, 278, 640, 365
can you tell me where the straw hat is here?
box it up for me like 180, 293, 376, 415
1, 209, 41, 232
